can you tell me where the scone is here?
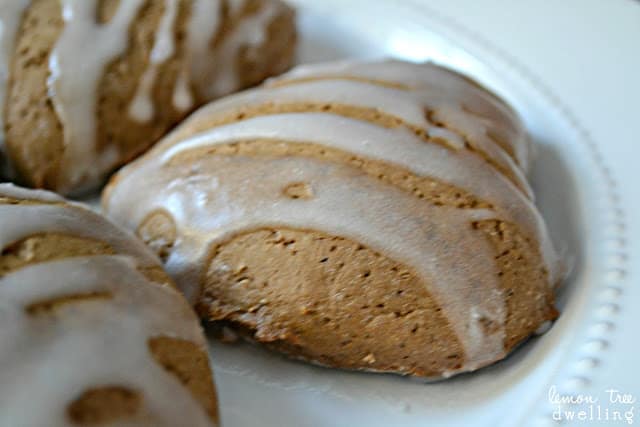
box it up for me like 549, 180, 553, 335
102, 59, 562, 378
0, 0, 296, 194
0, 183, 219, 426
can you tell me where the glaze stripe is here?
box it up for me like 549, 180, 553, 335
47, 0, 145, 192
156, 78, 532, 195
129, 0, 182, 122
268, 59, 530, 168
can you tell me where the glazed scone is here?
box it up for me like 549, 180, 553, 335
0, 183, 219, 426
102, 60, 562, 378
0, 0, 296, 194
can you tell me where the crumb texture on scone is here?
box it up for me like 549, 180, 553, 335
0, 183, 219, 427
0, 0, 296, 194
103, 60, 562, 378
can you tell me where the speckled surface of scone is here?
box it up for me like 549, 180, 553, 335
0, 183, 219, 426
102, 60, 562, 378
0, 0, 296, 194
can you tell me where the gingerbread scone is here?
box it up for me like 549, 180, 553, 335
103, 60, 562, 378
0, 183, 219, 426
0, 0, 296, 194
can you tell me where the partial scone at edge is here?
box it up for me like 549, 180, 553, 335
0, 183, 219, 426
103, 59, 562, 378
1, 0, 296, 194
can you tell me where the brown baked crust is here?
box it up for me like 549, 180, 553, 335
67, 386, 142, 425
4, 0, 296, 193
200, 227, 467, 376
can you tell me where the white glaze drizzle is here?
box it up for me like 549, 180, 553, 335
271, 59, 521, 125
198, 0, 279, 98
0, 183, 214, 427
174, 67, 194, 112
173, 0, 223, 113
269, 59, 531, 169
47, 0, 145, 193
0, 0, 31, 161
179, 79, 533, 197
160, 114, 543, 242
104, 60, 561, 372
0, 180, 63, 202
174, 0, 285, 112
129, 0, 180, 122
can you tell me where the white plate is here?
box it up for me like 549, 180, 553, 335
207, 1, 640, 426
